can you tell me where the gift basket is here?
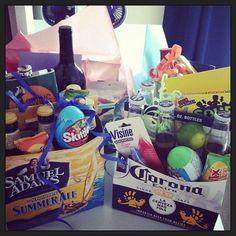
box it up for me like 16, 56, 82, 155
5, 6, 230, 231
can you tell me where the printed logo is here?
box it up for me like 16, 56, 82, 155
117, 191, 145, 209
9, 85, 55, 109
204, 162, 229, 181
178, 97, 196, 108
149, 195, 176, 215
179, 208, 208, 229
63, 118, 89, 147
5, 159, 69, 203
130, 165, 203, 195
193, 95, 230, 117
109, 123, 134, 144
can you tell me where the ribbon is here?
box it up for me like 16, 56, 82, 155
150, 44, 182, 82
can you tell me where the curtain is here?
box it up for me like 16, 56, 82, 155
163, 6, 230, 68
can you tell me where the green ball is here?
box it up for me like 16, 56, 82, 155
167, 146, 194, 168
176, 122, 206, 150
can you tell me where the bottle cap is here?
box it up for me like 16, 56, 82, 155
157, 100, 175, 112
129, 95, 145, 106
214, 111, 230, 123
59, 25, 72, 34
37, 105, 54, 117
66, 84, 81, 91
6, 112, 17, 125
17, 65, 32, 77
140, 80, 155, 91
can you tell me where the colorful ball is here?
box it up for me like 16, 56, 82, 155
167, 146, 202, 181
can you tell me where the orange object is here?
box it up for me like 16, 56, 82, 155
150, 44, 182, 82
14, 131, 49, 153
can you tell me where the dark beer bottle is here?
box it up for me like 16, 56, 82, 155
55, 25, 86, 92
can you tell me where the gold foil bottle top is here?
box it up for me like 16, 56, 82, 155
6, 112, 17, 125
37, 105, 53, 117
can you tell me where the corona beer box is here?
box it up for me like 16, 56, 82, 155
5, 106, 105, 231
165, 67, 230, 117
112, 158, 227, 231
107, 117, 229, 231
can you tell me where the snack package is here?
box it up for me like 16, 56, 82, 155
201, 153, 230, 182
14, 131, 49, 153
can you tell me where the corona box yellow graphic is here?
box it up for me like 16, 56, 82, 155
165, 67, 230, 116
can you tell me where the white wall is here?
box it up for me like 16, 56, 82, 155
8, 5, 165, 36
8, 6, 35, 36
125, 6, 165, 25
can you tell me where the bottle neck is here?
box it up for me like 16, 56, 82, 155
59, 33, 74, 64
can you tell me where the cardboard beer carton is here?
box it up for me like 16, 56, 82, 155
165, 67, 230, 117
5, 105, 105, 230
112, 158, 227, 231
106, 117, 229, 231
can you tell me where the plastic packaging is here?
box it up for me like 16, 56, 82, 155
14, 131, 49, 153
55, 105, 89, 149
201, 152, 230, 181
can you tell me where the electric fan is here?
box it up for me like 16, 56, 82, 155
42, 6, 76, 26
42, 5, 127, 28
106, 5, 127, 28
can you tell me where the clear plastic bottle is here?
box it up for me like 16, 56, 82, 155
155, 100, 176, 168
202, 110, 230, 165
128, 95, 145, 118
5, 112, 21, 156
140, 80, 155, 105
